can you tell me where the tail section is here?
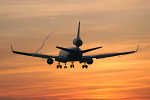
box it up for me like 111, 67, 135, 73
77, 22, 80, 39
73, 21, 83, 47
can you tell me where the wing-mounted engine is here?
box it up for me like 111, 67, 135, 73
47, 58, 54, 65
79, 57, 93, 65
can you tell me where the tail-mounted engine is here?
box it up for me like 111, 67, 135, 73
73, 22, 83, 47
73, 38, 83, 47
47, 58, 54, 65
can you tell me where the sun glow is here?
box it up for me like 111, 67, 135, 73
0, 0, 150, 100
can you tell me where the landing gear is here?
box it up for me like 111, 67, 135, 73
82, 65, 88, 68
64, 66, 67, 68
57, 62, 62, 69
64, 63, 67, 69
70, 65, 74, 68
70, 62, 74, 68
56, 62, 89, 69
57, 65, 62, 69
82, 62, 88, 69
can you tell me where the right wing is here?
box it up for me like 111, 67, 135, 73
88, 45, 139, 59
11, 46, 58, 59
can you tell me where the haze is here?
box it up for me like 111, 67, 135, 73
0, 0, 150, 100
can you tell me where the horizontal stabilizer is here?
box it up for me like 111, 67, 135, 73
56, 46, 80, 53
56, 46, 102, 54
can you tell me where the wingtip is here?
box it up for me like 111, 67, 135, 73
56, 46, 59, 48
11, 45, 13, 51
136, 41, 141, 52
98, 46, 103, 49
136, 45, 139, 52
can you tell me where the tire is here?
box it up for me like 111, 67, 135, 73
85, 65, 88, 69
60, 65, 62, 69
64, 66, 67, 68
57, 65, 59, 69
82, 65, 85, 69
72, 65, 74, 68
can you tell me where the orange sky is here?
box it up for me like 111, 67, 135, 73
0, 0, 150, 100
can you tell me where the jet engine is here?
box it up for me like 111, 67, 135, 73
86, 59, 93, 64
79, 57, 93, 65
73, 38, 83, 47
47, 58, 54, 65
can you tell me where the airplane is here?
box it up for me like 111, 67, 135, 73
11, 22, 139, 69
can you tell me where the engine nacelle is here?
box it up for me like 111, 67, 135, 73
86, 59, 93, 65
73, 38, 83, 47
47, 58, 54, 65
79, 57, 93, 65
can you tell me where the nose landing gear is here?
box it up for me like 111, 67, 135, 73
64, 63, 67, 69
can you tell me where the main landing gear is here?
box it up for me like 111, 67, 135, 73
70, 62, 74, 68
70, 65, 74, 68
82, 62, 88, 69
56, 62, 88, 69
57, 62, 62, 69
57, 62, 68, 69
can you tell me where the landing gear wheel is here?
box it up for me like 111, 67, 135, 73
57, 65, 62, 69
60, 65, 62, 69
64, 66, 67, 69
57, 65, 59, 69
64, 63, 67, 69
70, 65, 74, 68
82, 65, 88, 69
85, 65, 88, 69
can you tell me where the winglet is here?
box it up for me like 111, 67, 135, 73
136, 45, 139, 52
136, 42, 141, 52
11, 45, 13, 51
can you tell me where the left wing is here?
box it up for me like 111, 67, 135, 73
11, 46, 58, 58
86, 45, 139, 59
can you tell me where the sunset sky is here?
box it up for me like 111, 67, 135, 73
0, 0, 150, 100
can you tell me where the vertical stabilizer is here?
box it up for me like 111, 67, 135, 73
73, 21, 83, 47
77, 22, 80, 39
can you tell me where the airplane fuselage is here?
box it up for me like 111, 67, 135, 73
59, 47, 82, 61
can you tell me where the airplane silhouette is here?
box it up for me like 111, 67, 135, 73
11, 22, 139, 69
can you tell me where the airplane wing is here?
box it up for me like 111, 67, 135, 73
86, 45, 139, 59
11, 46, 58, 58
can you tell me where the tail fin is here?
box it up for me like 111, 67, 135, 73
77, 21, 80, 39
